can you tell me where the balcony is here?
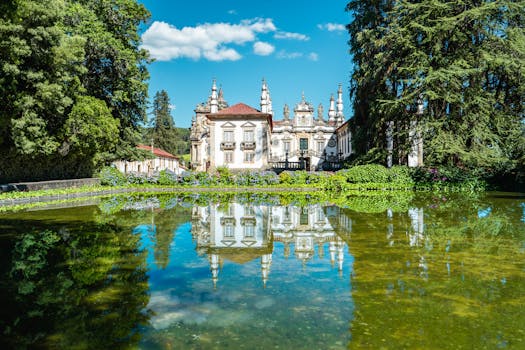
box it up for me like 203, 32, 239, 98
241, 217, 256, 226
220, 217, 236, 226
220, 141, 236, 150
240, 141, 256, 150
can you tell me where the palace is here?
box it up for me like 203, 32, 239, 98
190, 79, 350, 172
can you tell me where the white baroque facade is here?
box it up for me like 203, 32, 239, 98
190, 80, 350, 172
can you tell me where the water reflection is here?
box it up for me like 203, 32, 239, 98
0, 193, 524, 349
191, 203, 351, 288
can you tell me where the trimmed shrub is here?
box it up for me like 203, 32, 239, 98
338, 164, 390, 183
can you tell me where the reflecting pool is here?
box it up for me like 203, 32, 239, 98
0, 192, 524, 349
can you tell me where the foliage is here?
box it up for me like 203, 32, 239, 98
98, 166, 126, 186
215, 166, 234, 185
346, 0, 525, 180
157, 169, 179, 185
0, 223, 150, 349
0, 0, 150, 182
141, 90, 183, 156
338, 164, 390, 183
94, 165, 484, 192
64, 96, 120, 158
410, 166, 487, 192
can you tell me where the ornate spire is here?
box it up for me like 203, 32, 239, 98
267, 83, 273, 115
210, 253, 220, 289
328, 94, 336, 122
283, 104, 290, 120
260, 78, 269, 113
210, 79, 218, 113
336, 84, 344, 120
261, 254, 272, 288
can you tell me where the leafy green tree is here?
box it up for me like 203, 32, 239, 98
0, 0, 150, 182
63, 96, 120, 158
346, 0, 525, 180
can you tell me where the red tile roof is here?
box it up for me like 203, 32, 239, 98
137, 145, 178, 159
215, 103, 265, 115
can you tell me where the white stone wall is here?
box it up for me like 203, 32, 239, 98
113, 156, 183, 175
336, 122, 352, 160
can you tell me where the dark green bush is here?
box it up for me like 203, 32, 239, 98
99, 166, 126, 186
158, 170, 179, 185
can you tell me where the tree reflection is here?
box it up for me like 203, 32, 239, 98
0, 222, 150, 349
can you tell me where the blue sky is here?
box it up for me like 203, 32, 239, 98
139, 1, 352, 128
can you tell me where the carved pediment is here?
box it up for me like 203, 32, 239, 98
241, 121, 256, 128
221, 122, 236, 129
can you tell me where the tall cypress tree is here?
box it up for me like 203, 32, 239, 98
150, 90, 178, 155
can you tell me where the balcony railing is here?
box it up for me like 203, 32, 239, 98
220, 141, 236, 150
240, 141, 256, 150
220, 217, 236, 226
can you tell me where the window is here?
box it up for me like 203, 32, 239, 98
244, 152, 255, 163
244, 130, 254, 142
223, 130, 234, 142
244, 224, 255, 238
316, 208, 325, 222
283, 141, 291, 153
284, 207, 291, 222
244, 205, 255, 216
300, 207, 309, 225
300, 138, 308, 150
224, 224, 234, 238
227, 205, 235, 216
317, 141, 324, 153
224, 151, 234, 164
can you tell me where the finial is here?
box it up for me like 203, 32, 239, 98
317, 103, 324, 120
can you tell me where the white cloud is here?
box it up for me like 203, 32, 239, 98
276, 50, 303, 59
317, 23, 346, 32
308, 52, 319, 61
274, 31, 309, 41
227, 9, 237, 15
141, 18, 276, 61
242, 18, 276, 33
253, 41, 275, 56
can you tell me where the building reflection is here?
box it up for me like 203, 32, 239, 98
191, 201, 432, 288
191, 202, 350, 288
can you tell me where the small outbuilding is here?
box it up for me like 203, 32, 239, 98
113, 145, 185, 175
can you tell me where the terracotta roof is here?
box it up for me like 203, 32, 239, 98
137, 145, 178, 159
215, 103, 265, 115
